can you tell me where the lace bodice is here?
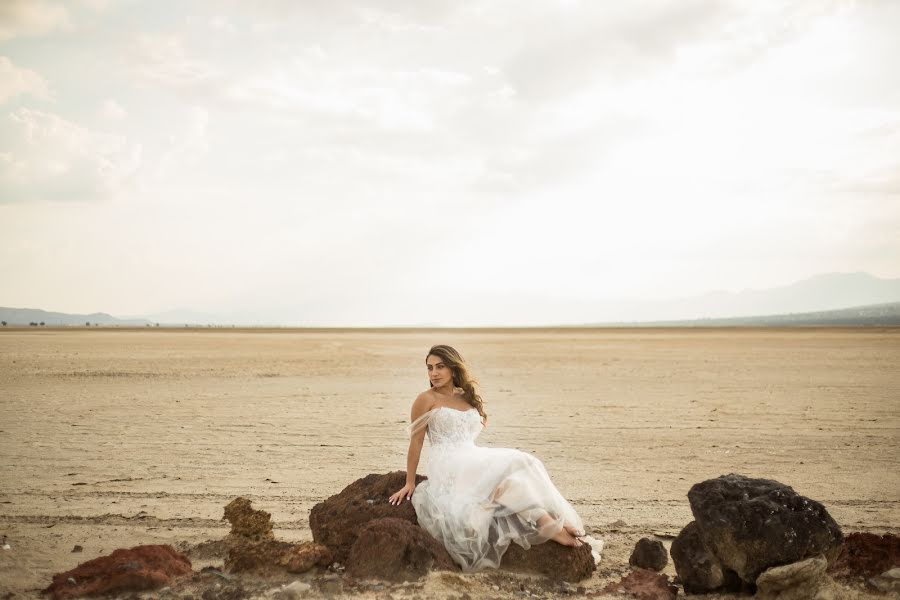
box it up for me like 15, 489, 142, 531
426, 407, 482, 448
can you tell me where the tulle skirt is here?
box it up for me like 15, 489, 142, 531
411, 441, 584, 571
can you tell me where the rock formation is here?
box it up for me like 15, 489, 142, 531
501, 538, 596, 582
311, 472, 597, 582
346, 517, 459, 581
309, 471, 426, 562
223, 496, 274, 540
42, 544, 192, 600
827, 532, 900, 581
755, 555, 830, 600
673, 474, 843, 594
225, 538, 333, 575
629, 538, 668, 571
222, 496, 332, 575
671, 521, 742, 594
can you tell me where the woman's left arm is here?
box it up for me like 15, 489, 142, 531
389, 394, 430, 505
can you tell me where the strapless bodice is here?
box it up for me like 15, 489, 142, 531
426, 407, 482, 448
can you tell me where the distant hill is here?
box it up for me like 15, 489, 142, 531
595, 271, 900, 323
671, 271, 900, 319
3, 271, 900, 327
591, 300, 900, 327
0, 307, 150, 326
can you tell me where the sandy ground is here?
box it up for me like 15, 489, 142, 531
0, 328, 898, 598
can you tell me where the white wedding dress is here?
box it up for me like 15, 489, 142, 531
409, 406, 601, 571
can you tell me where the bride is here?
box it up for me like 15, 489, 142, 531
389, 344, 596, 571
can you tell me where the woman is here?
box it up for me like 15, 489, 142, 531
389, 344, 597, 571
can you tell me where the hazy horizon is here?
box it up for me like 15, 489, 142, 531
2, 1, 899, 326
3, 270, 900, 327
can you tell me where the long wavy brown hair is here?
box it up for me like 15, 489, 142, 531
427, 344, 487, 424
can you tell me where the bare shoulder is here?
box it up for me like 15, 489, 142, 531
416, 389, 436, 402
410, 391, 435, 417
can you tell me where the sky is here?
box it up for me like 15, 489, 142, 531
1, 0, 899, 326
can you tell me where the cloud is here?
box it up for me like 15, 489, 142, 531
0, 0, 69, 40
0, 108, 141, 203
500, 1, 733, 102
225, 64, 471, 134
100, 98, 127, 119
130, 33, 221, 93
208, 15, 237, 34
0, 56, 51, 104
77, 0, 113, 11
155, 106, 209, 179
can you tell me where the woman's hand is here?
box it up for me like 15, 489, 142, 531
388, 482, 416, 505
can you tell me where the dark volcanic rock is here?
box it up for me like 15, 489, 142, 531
43, 544, 192, 600
629, 538, 668, 571
687, 473, 843, 583
346, 517, 459, 581
309, 471, 426, 562
601, 568, 678, 600
501, 539, 596, 582
671, 521, 741, 594
827, 532, 900, 581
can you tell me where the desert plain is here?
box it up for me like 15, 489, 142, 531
0, 327, 898, 598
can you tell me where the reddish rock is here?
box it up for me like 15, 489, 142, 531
223, 497, 274, 540
346, 517, 459, 581
42, 544, 192, 600
225, 538, 332, 575
309, 471, 426, 562
281, 542, 334, 573
601, 568, 678, 600
502, 539, 596, 582
827, 532, 900, 580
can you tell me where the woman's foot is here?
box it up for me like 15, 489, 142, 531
564, 524, 585, 538
537, 515, 583, 547
551, 527, 583, 547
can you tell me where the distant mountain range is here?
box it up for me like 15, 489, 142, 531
588, 300, 900, 327
2, 271, 900, 327
0, 307, 150, 327
638, 271, 900, 321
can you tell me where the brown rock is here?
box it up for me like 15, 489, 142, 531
217, 497, 331, 576
671, 521, 741, 594
312, 473, 596, 582
629, 538, 668, 572
346, 517, 459, 581
601, 568, 678, 600
281, 542, 334, 574
827, 532, 900, 581
223, 497, 274, 540
501, 539, 596, 582
225, 540, 332, 575
42, 544, 192, 600
309, 471, 426, 562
